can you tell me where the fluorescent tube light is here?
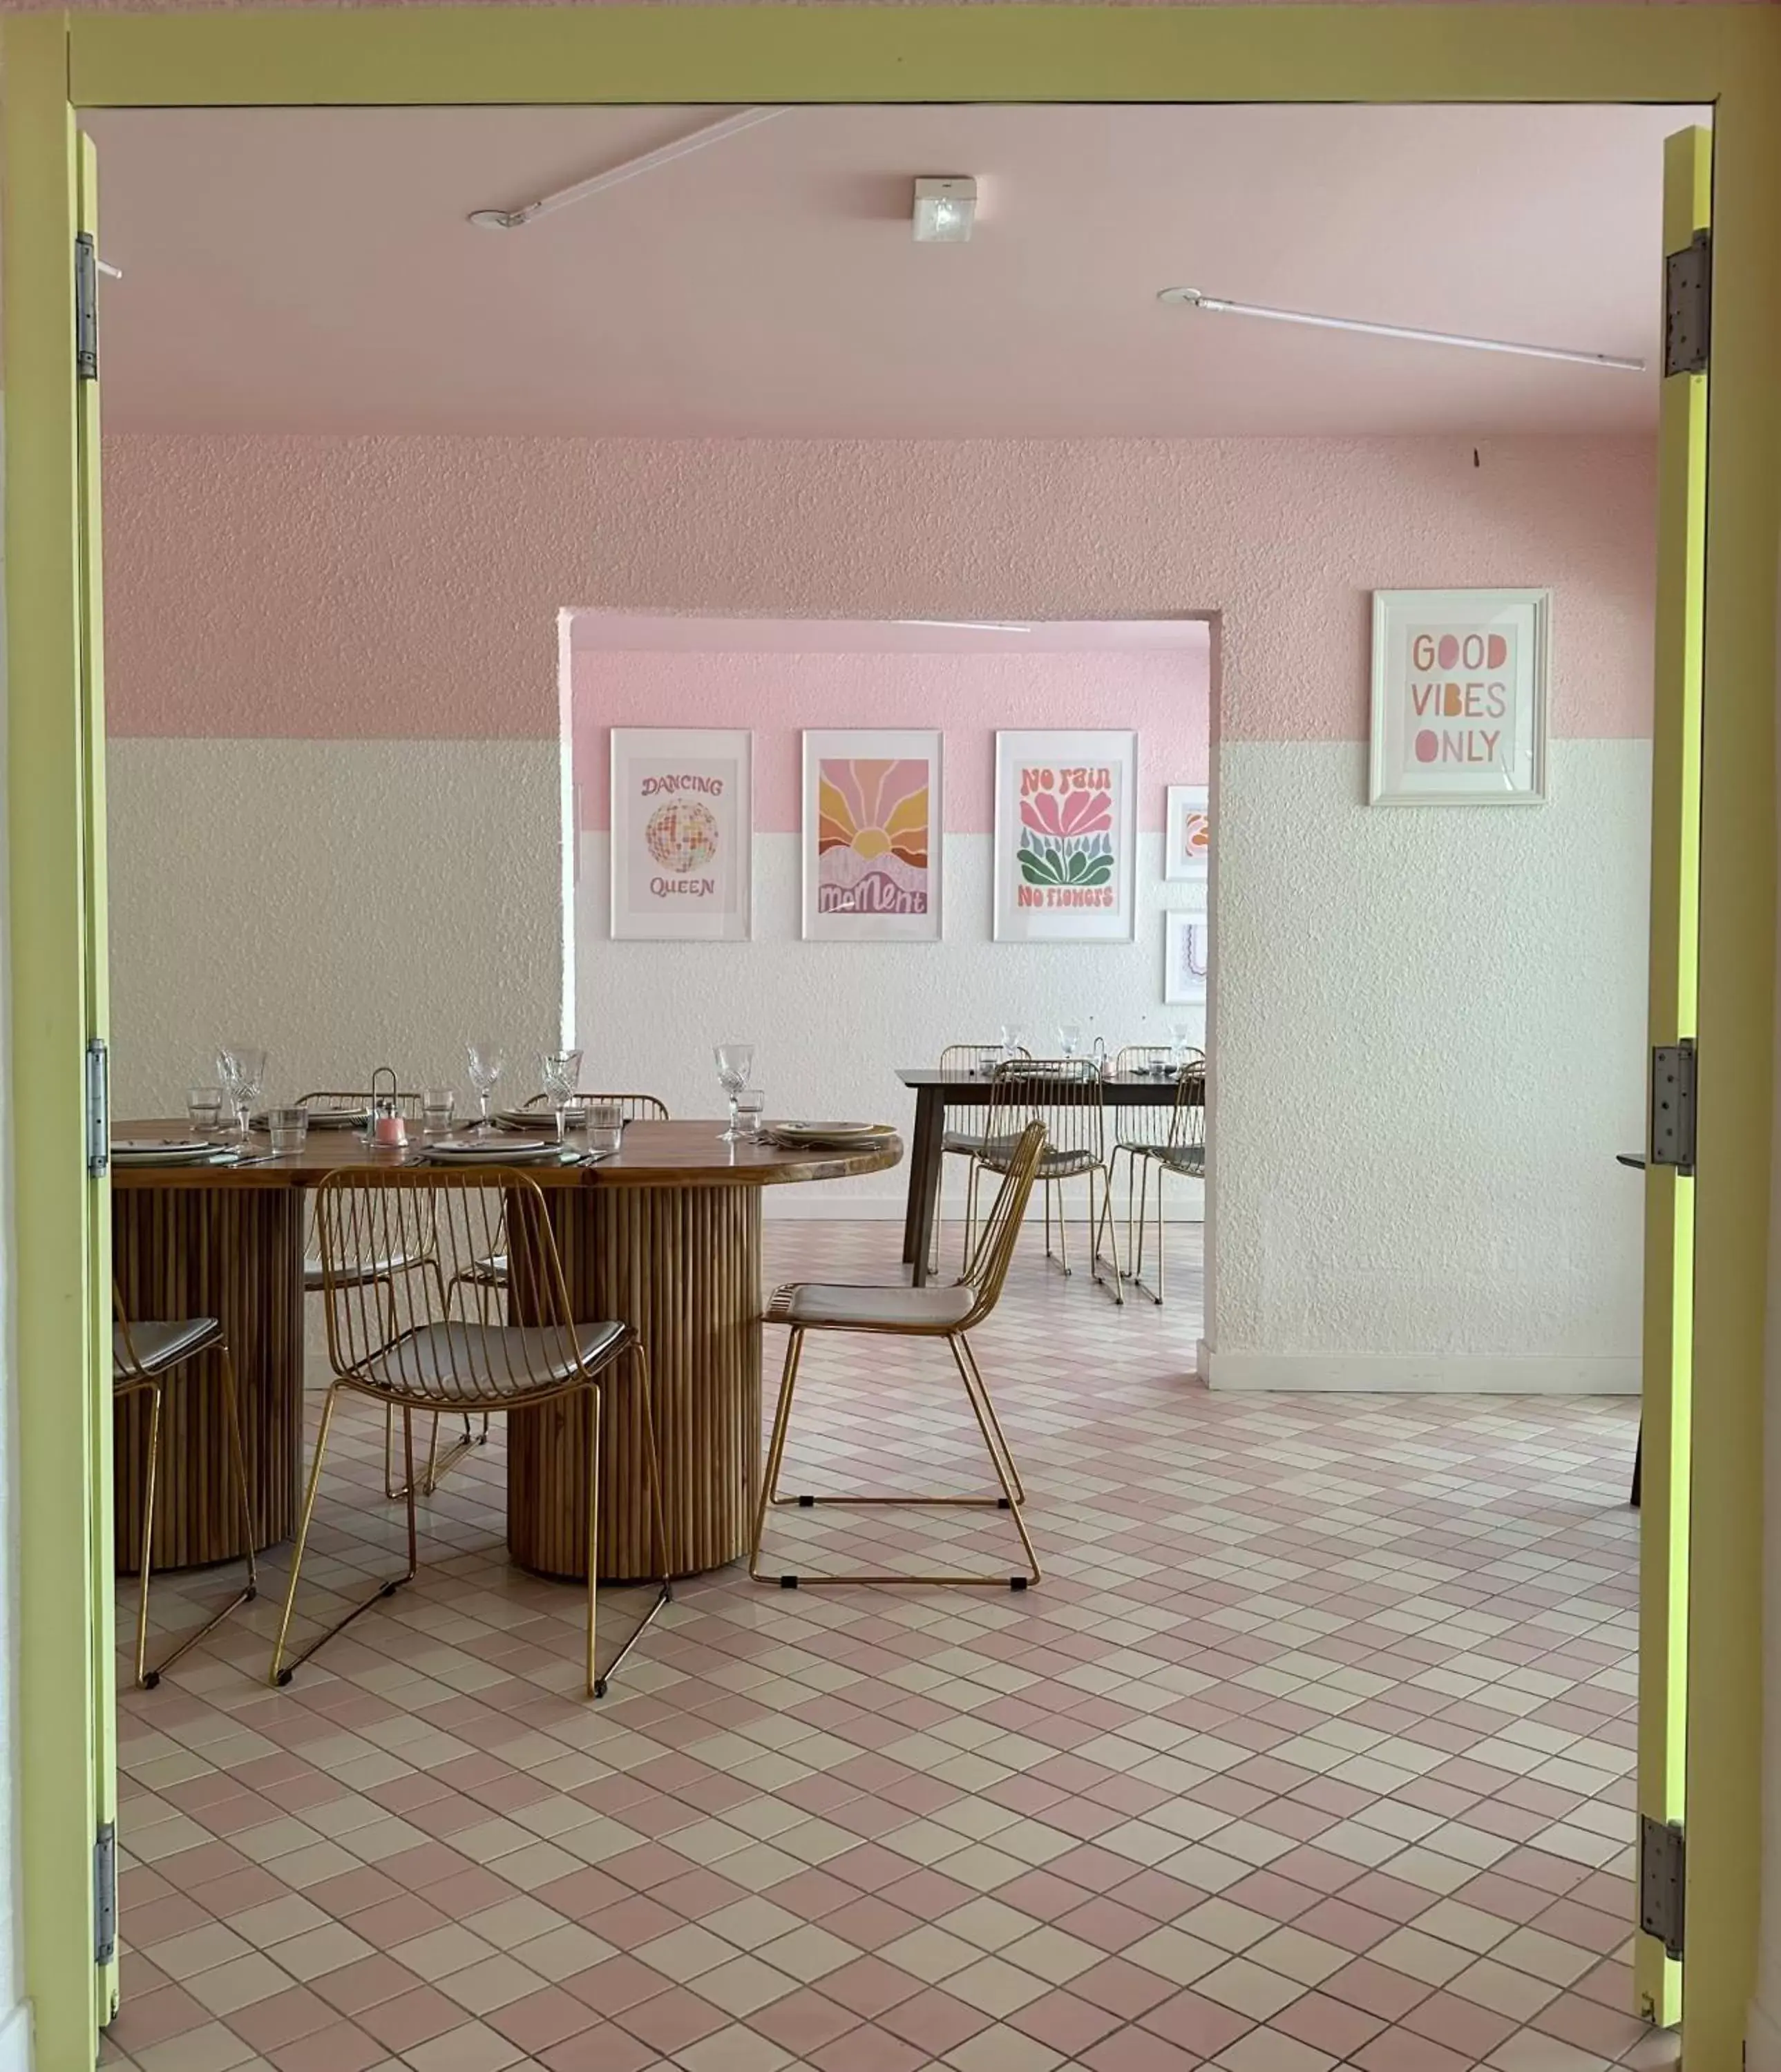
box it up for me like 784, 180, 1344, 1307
1157, 286, 1644, 373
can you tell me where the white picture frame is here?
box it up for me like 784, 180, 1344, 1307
801, 729, 944, 942
1369, 588, 1550, 806
1163, 911, 1209, 1005
993, 730, 1138, 943
609, 727, 752, 941
1165, 784, 1210, 881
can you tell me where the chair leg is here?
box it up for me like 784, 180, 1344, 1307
591, 1343, 674, 1699
1091, 1165, 1124, 1305
131, 1381, 163, 1691
962, 1160, 983, 1275
1055, 1180, 1072, 1277
750, 1330, 807, 1575
142, 1347, 261, 1689
584, 1381, 600, 1697
272, 1387, 419, 1687
1132, 1158, 1166, 1305
754, 1327, 1039, 1589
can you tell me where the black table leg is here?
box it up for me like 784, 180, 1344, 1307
904, 1087, 946, 1286
1631, 1423, 1642, 1509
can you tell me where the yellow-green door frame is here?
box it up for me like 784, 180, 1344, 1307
7, 9, 1776, 2069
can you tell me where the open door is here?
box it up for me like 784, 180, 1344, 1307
2, 20, 117, 2062
1635, 124, 1710, 2031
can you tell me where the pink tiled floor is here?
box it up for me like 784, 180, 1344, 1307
105, 1219, 1668, 2072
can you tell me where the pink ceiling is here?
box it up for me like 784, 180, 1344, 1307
85, 101, 1691, 438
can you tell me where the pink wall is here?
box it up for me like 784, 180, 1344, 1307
572, 646, 1210, 834
102, 434, 1655, 749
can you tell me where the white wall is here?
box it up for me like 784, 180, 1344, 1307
578, 830, 1206, 1219
106, 738, 565, 1117
1203, 738, 1649, 1393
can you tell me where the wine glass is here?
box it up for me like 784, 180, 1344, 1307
998, 1024, 1022, 1065
466, 1041, 505, 1135
540, 1048, 584, 1143
715, 1043, 755, 1141
1058, 1023, 1083, 1060
1167, 1021, 1194, 1071
216, 1046, 267, 1142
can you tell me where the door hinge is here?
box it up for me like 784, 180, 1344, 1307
93, 1823, 116, 1968
1665, 228, 1711, 377
1649, 1040, 1696, 1175
86, 1037, 109, 1178
75, 231, 98, 382
1639, 1814, 1685, 1960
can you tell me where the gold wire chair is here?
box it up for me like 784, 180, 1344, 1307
272, 1169, 671, 1698
1096, 1045, 1206, 1289
452, 1095, 672, 1313
1130, 1062, 1208, 1306
752, 1121, 1047, 1591
113, 1289, 258, 1689
969, 1058, 1124, 1303
296, 1091, 470, 1501
934, 1045, 1013, 1274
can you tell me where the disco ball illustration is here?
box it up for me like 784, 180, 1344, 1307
644, 800, 721, 875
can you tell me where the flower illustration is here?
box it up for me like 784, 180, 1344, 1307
1020, 787, 1112, 841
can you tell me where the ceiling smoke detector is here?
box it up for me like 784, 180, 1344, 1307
913, 177, 977, 244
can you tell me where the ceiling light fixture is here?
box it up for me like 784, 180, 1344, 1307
913, 177, 978, 244
470, 106, 788, 230
1157, 286, 1644, 373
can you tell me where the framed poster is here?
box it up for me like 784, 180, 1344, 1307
1165, 784, 1210, 881
994, 729, 1137, 943
1163, 911, 1209, 1005
802, 730, 942, 941
609, 727, 752, 940
1369, 588, 1550, 806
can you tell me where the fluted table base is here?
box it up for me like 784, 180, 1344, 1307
508, 1185, 763, 1582
112, 1187, 304, 1571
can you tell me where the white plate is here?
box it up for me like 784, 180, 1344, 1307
113, 1137, 212, 1156
772, 1122, 892, 1142
113, 1146, 239, 1167
429, 1137, 558, 1158
424, 1143, 572, 1167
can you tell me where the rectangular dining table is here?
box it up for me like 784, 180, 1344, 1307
896, 1066, 1201, 1285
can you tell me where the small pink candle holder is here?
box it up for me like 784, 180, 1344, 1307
374, 1111, 408, 1149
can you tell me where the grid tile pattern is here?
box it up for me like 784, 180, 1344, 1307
104, 1219, 1668, 2072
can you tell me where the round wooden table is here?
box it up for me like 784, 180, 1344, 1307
111, 1121, 901, 1581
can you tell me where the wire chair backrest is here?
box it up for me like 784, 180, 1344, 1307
298, 1088, 428, 1120
524, 1091, 669, 1122
1112, 1046, 1206, 1151
314, 1170, 580, 1407
1168, 1064, 1209, 1155
959, 1122, 1047, 1322
985, 1057, 1107, 1164
111, 1283, 146, 1381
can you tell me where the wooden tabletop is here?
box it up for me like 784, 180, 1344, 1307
111, 1118, 903, 1191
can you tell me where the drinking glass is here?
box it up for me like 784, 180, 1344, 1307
540, 1048, 584, 1143
1168, 1021, 1194, 1071
715, 1042, 755, 1141
466, 1042, 505, 1135
998, 1024, 1022, 1065
735, 1089, 766, 1139
586, 1101, 624, 1156
422, 1086, 456, 1136
216, 1046, 267, 1142
187, 1085, 225, 1133
1058, 1024, 1083, 1060
267, 1108, 309, 1155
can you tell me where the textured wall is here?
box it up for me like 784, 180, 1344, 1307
105, 738, 565, 1116
104, 432, 1655, 1340
1209, 738, 1648, 1388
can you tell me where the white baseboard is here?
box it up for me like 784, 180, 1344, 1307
1196, 1343, 1640, 1394
1748, 1999, 1781, 2072
0, 2002, 31, 2072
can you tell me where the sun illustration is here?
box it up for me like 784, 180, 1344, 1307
818, 759, 929, 870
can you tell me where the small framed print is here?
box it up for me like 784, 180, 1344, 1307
1369, 588, 1550, 806
1163, 911, 1208, 1005
610, 727, 752, 940
802, 729, 942, 942
1165, 785, 1210, 881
